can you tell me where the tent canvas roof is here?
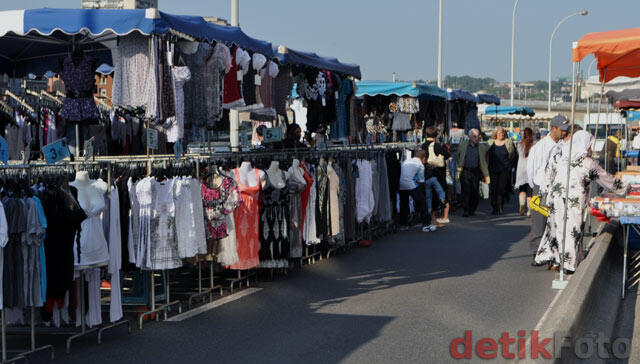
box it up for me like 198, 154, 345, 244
573, 27, 640, 83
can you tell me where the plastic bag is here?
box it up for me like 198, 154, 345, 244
480, 182, 490, 200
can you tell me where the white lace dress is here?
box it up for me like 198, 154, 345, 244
135, 177, 153, 270
175, 177, 207, 259
150, 178, 182, 270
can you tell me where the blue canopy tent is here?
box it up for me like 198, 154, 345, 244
447, 89, 477, 103
277, 47, 361, 79
483, 106, 535, 116
0, 8, 275, 77
355, 81, 447, 99
446, 89, 479, 132
476, 93, 500, 105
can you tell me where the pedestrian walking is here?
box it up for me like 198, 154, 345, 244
526, 114, 569, 264
456, 129, 489, 217
534, 131, 629, 272
487, 127, 516, 215
515, 128, 534, 216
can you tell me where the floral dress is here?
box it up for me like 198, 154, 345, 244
201, 175, 240, 240
535, 154, 628, 271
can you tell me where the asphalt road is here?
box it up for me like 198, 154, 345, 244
41, 200, 558, 364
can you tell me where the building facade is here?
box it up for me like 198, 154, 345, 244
81, 0, 158, 9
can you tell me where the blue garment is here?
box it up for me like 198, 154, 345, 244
32, 196, 47, 304
424, 177, 445, 214
330, 79, 352, 140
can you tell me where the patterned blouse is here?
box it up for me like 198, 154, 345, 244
201, 175, 241, 240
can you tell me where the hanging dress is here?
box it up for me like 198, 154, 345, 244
150, 178, 182, 270
288, 172, 307, 258
229, 168, 261, 270
74, 184, 110, 267
259, 172, 290, 268
135, 177, 153, 269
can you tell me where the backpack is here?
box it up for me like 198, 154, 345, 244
427, 142, 445, 167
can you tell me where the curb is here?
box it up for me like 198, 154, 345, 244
522, 221, 623, 363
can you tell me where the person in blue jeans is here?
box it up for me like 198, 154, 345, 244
425, 177, 446, 215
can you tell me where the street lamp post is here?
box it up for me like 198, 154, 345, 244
547, 10, 588, 112
510, 0, 520, 106
229, 0, 240, 150
437, 0, 443, 88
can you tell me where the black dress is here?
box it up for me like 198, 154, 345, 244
487, 143, 512, 212
259, 173, 290, 268
42, 187, 86, 308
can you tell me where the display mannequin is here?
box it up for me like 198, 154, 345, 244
266, 161, 288, 188
237, 161, 266, 189
288, 159, 306, 186
70, 171, 110, 266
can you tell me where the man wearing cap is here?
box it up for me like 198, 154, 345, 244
526, 114, 569, 265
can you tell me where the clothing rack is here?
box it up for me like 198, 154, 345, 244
0, 161, 132, 356
4, 90, 34, 113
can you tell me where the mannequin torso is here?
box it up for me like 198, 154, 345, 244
266, 161, 288, 189
288, 159, 306, 186
237, 161, 266, 189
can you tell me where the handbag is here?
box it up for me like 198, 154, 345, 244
529, 195, 549, 217
427, 142, 445, 167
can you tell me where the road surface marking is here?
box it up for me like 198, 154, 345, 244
167, 288, 263, 322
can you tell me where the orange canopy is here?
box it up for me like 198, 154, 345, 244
573, 27, 640, 83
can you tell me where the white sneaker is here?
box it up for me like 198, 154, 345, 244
436, 218, 450, 224
422, 225, 437, 232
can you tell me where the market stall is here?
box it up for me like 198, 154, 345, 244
574, 26, 640, 297
274, 46, 361, 145
446, 89, 478, 132
353, 81, 447, 143
0, 8, 278, 158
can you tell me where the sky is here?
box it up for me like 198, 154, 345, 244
3, 0, 640, 82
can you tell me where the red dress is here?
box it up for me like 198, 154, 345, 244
300, 162, 314, 231
229, 168, 261, 270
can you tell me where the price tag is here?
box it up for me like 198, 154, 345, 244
322, 96, 326, 107
0, 135, 7, 164
335, 91, 339, 100
42, 138, 70, 164
146, 128, 158, 150
237, 70, 244, 81
263, 127, 282, 143
254, 75, 262, 86
84, 137, 95, 161
174, 139, 183, 160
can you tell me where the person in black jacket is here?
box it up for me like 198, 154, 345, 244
422, 126, 451, 225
